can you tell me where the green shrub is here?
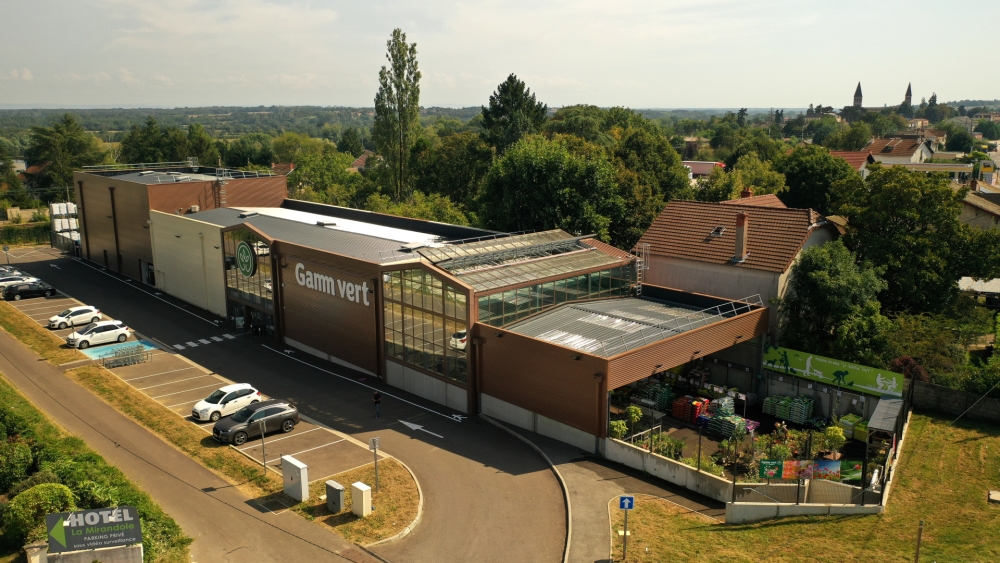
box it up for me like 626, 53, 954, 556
8, 469, 61, 498
0, 440, 33, 493
771, 444, 793, 460
610, 420, 628, 439
680, 454, 726, 477
3, 483, 75, 544
824, 426, 847, 453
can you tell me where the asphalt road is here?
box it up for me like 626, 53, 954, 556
9, 249, 566, 563
0, 321, 378, 563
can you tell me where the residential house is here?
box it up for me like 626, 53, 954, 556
682, 161, 724, 179
908, 118, 930, 129
635, 200, 837, 340
961, 191, 1000, 230
863, 137, 932, 164
347, 150, 375, 173
829, 150, 876, 177
973, 112, 1000, 122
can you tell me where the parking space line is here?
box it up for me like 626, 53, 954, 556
151, 383, 220, 399
310, 461, 380, 484
137, 374, 218, 391
198, 339, 211, 344
167, 400, 198, 408
16, 304, 72, 312
222, 334, 235, 339
124, 367, 198, 381
185, 341, 198, 347
210, 336, 223, 342
237, 427, 321, 450
173, 344, 185, 350
280, 439, 345, 458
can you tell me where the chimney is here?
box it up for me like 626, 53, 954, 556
740, 186, 753, 199
733, 212, 749, 262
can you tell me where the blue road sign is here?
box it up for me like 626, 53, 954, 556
619, 495, 635, 510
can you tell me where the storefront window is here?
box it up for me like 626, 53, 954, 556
383, 269, 468, 385
223, 228, 273, 312
476, 265, 635, 327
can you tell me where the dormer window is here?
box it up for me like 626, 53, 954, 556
710, 226, 726, 237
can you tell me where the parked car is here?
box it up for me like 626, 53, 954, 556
449, 330, 468, 351
191, 383, 261, 422
0, 266, 24, 276
3, 281, 55, 301
0, 275, 39, 288
212, 399, 299, 446
65, 320, 130, 349
48, 306, 102, 329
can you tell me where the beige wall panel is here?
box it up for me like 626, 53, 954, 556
149, 211, 226, 316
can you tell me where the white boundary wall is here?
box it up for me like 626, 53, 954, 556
604, 438, 733, 503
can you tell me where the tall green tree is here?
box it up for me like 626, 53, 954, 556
286, 151, 375, 208
119, 117, 168, 163
481, 74, 548, 153
24, 114, 106, 188
186, 123, 221, 166
225, 133, 274, 168
776, 145, 856, 214
612, 126, 692, 202
823, 121, 873, 151
273, 132, 324, 163
364, 191, 469, 225
412, 131, 492, 212
778, 240, 891, 366
373, 28, 421, 201
337, 127, 365, 157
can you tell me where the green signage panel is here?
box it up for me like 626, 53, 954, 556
46, 506, 143, 553
236, 240, 257, 278
763, 344, 902, 397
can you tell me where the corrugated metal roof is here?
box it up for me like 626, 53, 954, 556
189, 207, 405, 262
868, 397, 903, 432
456, 248, 626, 292
507, 296, 754, 357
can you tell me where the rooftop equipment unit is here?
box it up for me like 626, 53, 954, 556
238, 211, 259, 219
316, 220, 337, 227
138, 171, 155, 176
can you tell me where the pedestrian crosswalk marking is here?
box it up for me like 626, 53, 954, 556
185, 341, 198, 347
211, 336, 223, 342
198, 339, 211, 344
222, 334, 235, 339
173, 344, 185, 350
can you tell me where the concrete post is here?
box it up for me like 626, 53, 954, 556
351, 482, 372, 517
281, 455, 308, 502
325, 480, 345, 513
24, 541, 47, 563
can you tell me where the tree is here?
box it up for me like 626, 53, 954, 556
730, 152, 785, 195
481, 74, 548, 153
477, 135, 624, 243
778, 240, 891, 366
736, 108, 748, 127
364, 191, 469, 225
543, 105, 611, 145
119, 117, 168, 163
861, 113, 908, 137
823, 121, 872, 151
337, 127, 365, 157
412, 131, 492, 212
186, 123, 220, 166
695, 166, 742, 202
889, 356, 930, 383
286, 151, 375, 208
272, 132, 324, 163
947, 131, 973, 152
373, 28, 422, 201
612, 126, 692, 202
225, 133, 274, 168
722, 128, 783, 170
24, 114, 106, 188
776, 145, 856, 215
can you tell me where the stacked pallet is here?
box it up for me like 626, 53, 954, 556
838, 413, 863, 437
788, 397, 813, 424
707, 396, 735, 416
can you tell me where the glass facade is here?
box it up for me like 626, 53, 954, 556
383, 269, 469, 384
223, 228, 274, 312
477, 265, 634, 327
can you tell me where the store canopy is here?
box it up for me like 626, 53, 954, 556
867, 397, 904, 433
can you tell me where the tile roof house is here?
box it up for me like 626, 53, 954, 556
719, 191, 788, 209
863, 137, 932, 164
829, 150, 876, 177
961, 191, 1000, 230
635, 200, 837, 336
348, 150, 376, 173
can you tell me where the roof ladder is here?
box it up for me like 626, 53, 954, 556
633, 243, 650, 296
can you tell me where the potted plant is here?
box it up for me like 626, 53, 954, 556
823, 426, 847, 460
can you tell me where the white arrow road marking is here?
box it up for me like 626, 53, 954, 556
451, 415, 467, 422
50, 264, 60, 269
399, 420, 443, 438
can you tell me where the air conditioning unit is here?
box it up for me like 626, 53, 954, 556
190, 205, 200, 213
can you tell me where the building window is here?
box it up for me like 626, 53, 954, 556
383, 269, 468, 385
476, 265, 635, 327
223, 228, 273, 312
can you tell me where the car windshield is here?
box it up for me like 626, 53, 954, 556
452, 331, 466, 338
79, 324, 97, 335
58, 309, 72, 317
203, 389, 226, 404
231, 406, 254, 423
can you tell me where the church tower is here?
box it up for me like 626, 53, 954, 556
904, 83, 912, 105
853, 82, 863, 107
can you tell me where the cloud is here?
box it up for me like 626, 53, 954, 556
118, 68, 141, 84
150, 74, 174, 86
3, 68, 33, 81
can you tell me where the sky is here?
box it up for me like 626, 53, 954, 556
2, 0, 998, 110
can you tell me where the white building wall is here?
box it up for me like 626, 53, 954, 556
148, 210, 227, 317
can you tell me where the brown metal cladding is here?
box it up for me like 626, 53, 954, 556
277, 242, 381, 375
606, 306, 769, 390
74, 175, 152, 279
476, 325, 608, 436
224, 176, 288, 207
146, 181, 217, 213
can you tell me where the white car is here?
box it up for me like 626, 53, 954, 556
192, 383, 261, 422
65, 320, 130, 349
49, 306, 102, 329
449, 330, 468, 351
0, 275, 39, 288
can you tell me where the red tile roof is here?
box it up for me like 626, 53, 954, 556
636, 200, 828, 273
582, 238, 635, 262
864, 138, 925, 157
828, 150, 874, 171
720, 194, 787, 209
350, 150, 375, 169
270, 162, 294, 175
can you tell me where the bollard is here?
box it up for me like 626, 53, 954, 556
351, 482, 372, 517
325, 480, 345, 513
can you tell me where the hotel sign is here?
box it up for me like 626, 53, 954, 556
46, 506, 143, 553
294, 263, 370, 306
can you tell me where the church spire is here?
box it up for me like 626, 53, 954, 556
904, 83, 912, 105
853, 82, 863, 107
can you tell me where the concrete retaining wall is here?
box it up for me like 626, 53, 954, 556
386, 360, 467, 414
604, 438, 733, 503
725, 501, 882, 524
912, 380, 1000, 422
481, 393, 599, 454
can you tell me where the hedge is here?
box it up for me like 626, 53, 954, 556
0, 375, 190, 560
3, 483, 75, 543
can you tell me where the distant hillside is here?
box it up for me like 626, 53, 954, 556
946, 100, 1000, 107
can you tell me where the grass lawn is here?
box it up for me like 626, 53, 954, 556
0, 301, 85, 365
610, 413, 1000, 563
66, 364, 420, 545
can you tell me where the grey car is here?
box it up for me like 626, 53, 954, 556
212, 399, 299, 446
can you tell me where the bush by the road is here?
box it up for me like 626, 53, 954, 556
0, 440, 33, 492
3, 483, 75, 543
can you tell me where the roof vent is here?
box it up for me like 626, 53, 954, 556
138, 170, 155, 176
238, 211, 259, 219
398, 242, 426, 252
167, 172, 182, 176
316, 220, 337, 227
710, 226, 726, 237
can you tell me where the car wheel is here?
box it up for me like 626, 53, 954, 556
210, 411, 221, 422
13, 294, 21, 301
233, 432, 248, 446
91, 317, 99, 323
117, 334, 127, 342
46, 290, 54, 296
281, 419, 295, 433
58, 322, 67, 329
250, 399, 259, 404
78, 340, 89, 349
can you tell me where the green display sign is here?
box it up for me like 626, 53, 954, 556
236, 241, 257, 278
763, 344, 902, 397
759, 460, 783, 479
46, 506, 142, 553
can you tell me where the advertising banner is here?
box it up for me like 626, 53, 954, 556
760, 459, 862, 481
840, 460, 863, 481
811, 460, 840, 480
780, 460, 813, 479
763, 344, 902, 397
759, 460, 783, 479
46, 506, 143, 554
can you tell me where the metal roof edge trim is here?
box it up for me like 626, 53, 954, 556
603, 305, 767, 361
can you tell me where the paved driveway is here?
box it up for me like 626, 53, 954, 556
8, 248, 566, 563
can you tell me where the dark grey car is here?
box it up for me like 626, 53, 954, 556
212, 399, 299, 446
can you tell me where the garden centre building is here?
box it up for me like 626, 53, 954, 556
72, 163, 769, 453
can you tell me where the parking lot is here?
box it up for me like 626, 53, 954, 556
4, 278, 385, 493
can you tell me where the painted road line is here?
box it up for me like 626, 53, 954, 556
237, 427, 322, 450
222, 334, 235, 339
262, 344, 463, 423
137, 374, 219, 391
198, 339, 211, 344
185, 341, 198, 347
123, 367, 198, 381
151, 383, 220, 399
211, 336, 223, 342
167, 400, 200, 409
280, 439, 346, 458
173, 344, 185, 350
